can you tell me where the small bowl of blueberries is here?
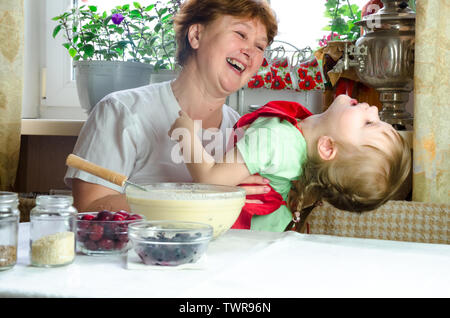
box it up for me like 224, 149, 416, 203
128, 220, 213, 266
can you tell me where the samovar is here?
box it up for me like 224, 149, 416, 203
334, 0, 416, 128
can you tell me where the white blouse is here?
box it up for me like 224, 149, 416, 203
64, 81, 240, 193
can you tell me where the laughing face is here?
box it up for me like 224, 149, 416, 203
191, 15, 268, 96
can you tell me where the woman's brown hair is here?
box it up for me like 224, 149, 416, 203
173, 0, 278, 66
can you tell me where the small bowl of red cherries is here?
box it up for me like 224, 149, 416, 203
76, 210, 145, 256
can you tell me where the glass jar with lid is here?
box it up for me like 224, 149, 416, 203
30, 195, 77, 267
0, 192, 20, 271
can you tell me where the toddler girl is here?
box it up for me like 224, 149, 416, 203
169, 94, 411, 232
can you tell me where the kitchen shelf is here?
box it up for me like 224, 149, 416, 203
21, 119, 85, 136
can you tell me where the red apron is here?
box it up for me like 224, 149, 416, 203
228, 101, 313, 229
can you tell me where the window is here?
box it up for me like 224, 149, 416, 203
31, 0, 370, 119
270, 0, 369, 50
36, 0, 170, 119
40, 0, 83, 119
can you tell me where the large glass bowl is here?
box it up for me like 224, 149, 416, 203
125, 183, 246, 238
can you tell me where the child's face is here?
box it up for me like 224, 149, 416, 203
324, 95, 397, 152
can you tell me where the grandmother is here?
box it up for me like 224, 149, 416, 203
64, 0, 279, 212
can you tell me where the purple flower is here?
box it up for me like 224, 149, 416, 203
111, 13, 124, 25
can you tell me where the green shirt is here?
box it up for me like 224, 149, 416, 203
236, 116, 308, 232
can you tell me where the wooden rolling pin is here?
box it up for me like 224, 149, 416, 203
66, 154, 147, 191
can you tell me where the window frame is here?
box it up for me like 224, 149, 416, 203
39, 0, 86, 119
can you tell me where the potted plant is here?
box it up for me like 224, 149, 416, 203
320, 0, 362, 46
52, 1, 182, 114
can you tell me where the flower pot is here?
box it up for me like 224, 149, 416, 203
74, 60, 153, 114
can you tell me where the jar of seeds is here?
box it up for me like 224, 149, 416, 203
0, 192, 19, 271
30, 195, 77, 267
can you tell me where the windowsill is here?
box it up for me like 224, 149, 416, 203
21, 119, 85, 136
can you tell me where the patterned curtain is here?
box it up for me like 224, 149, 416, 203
0, 0, 24, 191
413, 0, 449, 204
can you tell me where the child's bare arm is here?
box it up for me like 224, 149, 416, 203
188, 149, 251, 186
169, 111, 252, 186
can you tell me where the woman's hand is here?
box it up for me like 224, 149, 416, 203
168, 110, 198, 140
238, 174, 271, 204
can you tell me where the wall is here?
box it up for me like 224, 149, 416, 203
228, 88, 323, 115
15, 135, 77, 193
230, 88, 414, 116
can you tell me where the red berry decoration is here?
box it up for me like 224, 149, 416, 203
127, 214, 143, 221
77, 230, 88, 242
98, 239, 114, 250
96, 210, 113, 221
81, 214, 95, 221
77, 211, 143, 254
112, 214, 125, 221
84, 240, 98, 251
116, 210, 129, 218
78, 220, 90, 230
79, 214, 95, 229
115, 240, 128, 250
117, 233, 129, 243
88, 223, 104, 241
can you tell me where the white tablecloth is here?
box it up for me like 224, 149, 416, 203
0, 223, 449, 298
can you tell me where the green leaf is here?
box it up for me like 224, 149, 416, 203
158, 8, 168, 16
83, 23, 102, 30
104, 16, 112, 25
325, 0, 338, 10
68, 47, 77, 57
62, 42, 71, 49
144, 4, 155, 11
122, 4, 130, 11
89, 6, 97, 12
52, 24, 62, 38
82, 44, 95, 57
154, 22, 162, 33
130, 9, 142, 18
339, 5, 352, 18
161, 14, 172, 22
113, 47, 124, 55
133, 2, 142, 9
111, 40, 130, 49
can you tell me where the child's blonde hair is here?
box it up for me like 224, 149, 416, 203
292, 129, 411, 214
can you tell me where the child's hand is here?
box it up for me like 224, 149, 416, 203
168, 110, 198, 140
